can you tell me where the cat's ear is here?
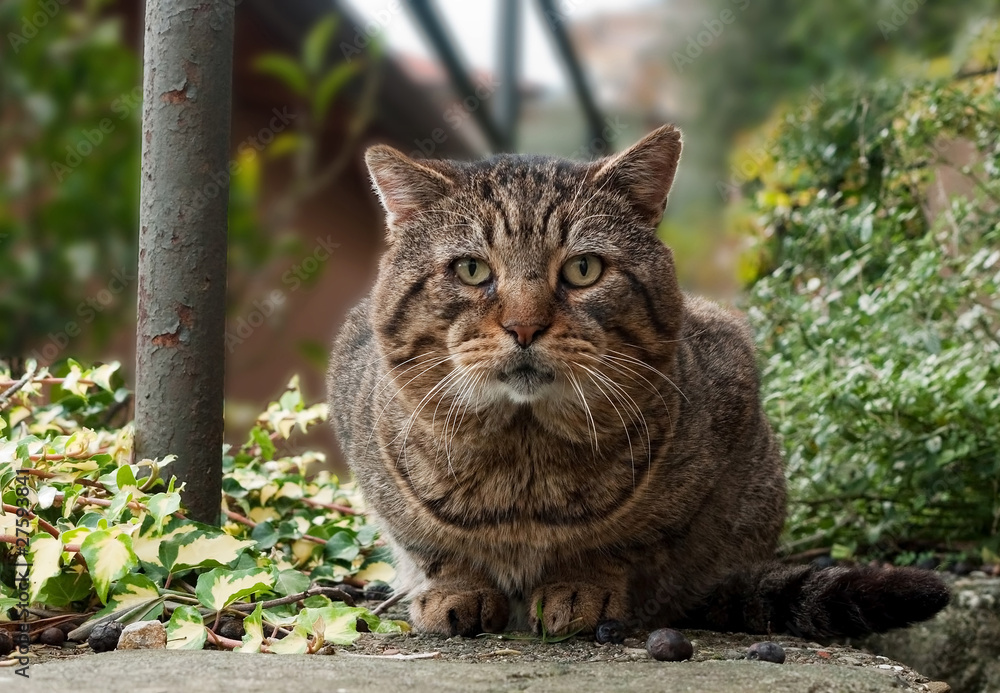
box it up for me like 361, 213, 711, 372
365, 145, 456, 239
590, 124, 682, 227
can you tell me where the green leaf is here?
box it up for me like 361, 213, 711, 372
272, 568, 310, 597
145, 492, 181, 533
36, 569, 93, 607
235, 602, 264, 653
79, 529, 139, 603
166, 605, 207, 650
250, 426, 276, 461
267, 623, 311, 654
302, 14, 339, 75
195, 567, 274, 611
324, 530, 359, 563
93, 574, 162, 619
313, 62, 360, 122
254, 54, 308, 95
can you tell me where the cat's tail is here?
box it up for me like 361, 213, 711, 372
679, 562, 950, 639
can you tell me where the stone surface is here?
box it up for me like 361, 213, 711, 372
116, 620, 167, 651
863, 577, 1000, 693
0, 650, 943, 693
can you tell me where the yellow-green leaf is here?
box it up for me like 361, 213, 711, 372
79, 529, 138, 603
28, 534, 64, 602
303, 14, 338, 74
235, 602, 263, 653
267, 623, 311, 654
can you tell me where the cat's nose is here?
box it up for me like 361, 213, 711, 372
503, 321, 548, 348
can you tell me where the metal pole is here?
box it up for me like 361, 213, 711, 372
135, 0, 234, 524
405, 0, 508, 151
536, 0, 607, 151
497, 0, 521, 150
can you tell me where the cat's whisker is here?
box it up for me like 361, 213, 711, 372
450, 369, 484, 453
566, 368, 599, 456
393, 365, 468, 474
583, 370, 636, 488
579, 364, 651, 469
605, 349, 690, 404
363, 354, 453, 456
366, 350, 442, 399
586, 353, 673, 430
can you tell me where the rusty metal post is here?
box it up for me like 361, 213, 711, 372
135, 1, 234, 523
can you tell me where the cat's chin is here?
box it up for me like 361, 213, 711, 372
496, 363, 556, 403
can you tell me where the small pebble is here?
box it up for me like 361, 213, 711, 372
646, 628, 693, 662
747, 641, 786, 664
88, 621, 124, 653
117, 620, 166, 650
216, 617, 245, 640
595, 619, 626, 644
39, 627, 66, 646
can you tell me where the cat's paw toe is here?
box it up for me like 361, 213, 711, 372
530, 582, 626, 636
411, 587, 509, 636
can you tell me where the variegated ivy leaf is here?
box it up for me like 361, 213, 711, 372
79, 529, 139, 603
266, 623, 311, 655
195, 567, 274, 611
105, 489, 134, 525
28, 534, 64, 602
88, 362, 121, 392
93, 574, 163, 619
298, 604, 373, 646
36, 485, 58, 510
235, 602, 264, 653
355, 561, 395, 583
160, 530, 256, 573
131, 522, 198, 565
166, 605, 207, 650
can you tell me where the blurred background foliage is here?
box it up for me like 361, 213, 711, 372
1, 0, 998, 558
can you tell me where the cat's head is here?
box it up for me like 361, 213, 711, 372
365, 125, 684, 416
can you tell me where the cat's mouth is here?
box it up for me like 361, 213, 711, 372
496, 361, 556, 401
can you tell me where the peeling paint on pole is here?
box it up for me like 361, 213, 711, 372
135, 0, 234, 524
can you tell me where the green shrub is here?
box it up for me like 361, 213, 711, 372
734, 50, 1000, 558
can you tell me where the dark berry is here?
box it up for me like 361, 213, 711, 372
646, 628, 693, 661
355, 617, 371, 633
747, 641, 786, 664
0, 630, 13, 656
363, 582, 393, 601
811, 555, 836, 569
950, 560, 973, 576
595, 619, 626, 644
216, 617, 245, 640
88, 621, 124, 653
39, 627, 66, 646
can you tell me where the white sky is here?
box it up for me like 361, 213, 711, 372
340, 0, 659, 90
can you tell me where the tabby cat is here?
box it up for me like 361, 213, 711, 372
327, 125, 949, 638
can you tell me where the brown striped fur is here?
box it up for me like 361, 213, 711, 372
328, 126, 949, 638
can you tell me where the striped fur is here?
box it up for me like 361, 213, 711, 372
327, 126, 949, 638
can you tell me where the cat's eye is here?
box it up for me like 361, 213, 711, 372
453, 257, 492, 286
561, 254, 603, 288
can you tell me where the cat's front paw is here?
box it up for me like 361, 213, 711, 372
530, 582, 627, 635
410, 586, 509, 636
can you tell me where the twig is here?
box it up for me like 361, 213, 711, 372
226, 586, 357, 612
222, 507, 327, 546
0, 363, 37, 410
205, 628, 242, 650
14, 468, 104, 489
341, 652, 440, 660
2, 503, 60, 538
371, 589, 408, 616
0, 535, 80, 554
299, 497, 364, 516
